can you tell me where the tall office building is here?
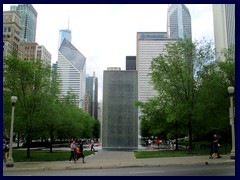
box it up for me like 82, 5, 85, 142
98, 100, 103, 122
86, 72, 98, 120
10, 4, 37, 42
126, 56, 136, 70
19, 42, 38, 60
137, 32, 176, 103
18, 42, 52, 66
167, 4, 192, 40
52, 63, 58, 81
36, 45, 52, 66
3, 11, 22, 57
102, 69, 138, 150
58, 29, 72, 48
57, 39, 86, 109
212, 4, 235, 61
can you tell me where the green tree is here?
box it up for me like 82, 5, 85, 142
194, 45, 235, 145
150, 39, 215, 151
136, 97, 168, 139
3, 55, 53, 158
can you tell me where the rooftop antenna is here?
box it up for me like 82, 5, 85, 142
68, 15, 70, 30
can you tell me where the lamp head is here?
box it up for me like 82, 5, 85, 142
11, 96, 17, 104
228, 86, 234, 95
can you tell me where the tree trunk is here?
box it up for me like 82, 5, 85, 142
17, 132, 20, 148
26, 130, 31, 158
188, 113, 193, 152
50, 126, 53, 153
175, 121, 179, 150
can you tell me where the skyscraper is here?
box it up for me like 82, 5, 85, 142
167, 4, 192, 40
36, 45, 52, 66
126, 56, 136, 70
19, 42, 38, 60
57, 39, 86, 109
10, 4, 37, 42
3, 11, 22, 57
137, 32, 176, 103
212, 4, 235, 61
86, 72, 98, 120
58, 29, 72, 49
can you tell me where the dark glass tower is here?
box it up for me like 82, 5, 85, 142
126, 56, 136, 70
86, 73, 98, 119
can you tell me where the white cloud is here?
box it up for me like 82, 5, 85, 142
3, 4, 214, 101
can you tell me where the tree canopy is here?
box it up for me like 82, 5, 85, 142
137, 39, 235, 150
3, 55, 96, 157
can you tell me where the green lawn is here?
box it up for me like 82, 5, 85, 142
10, 149, 95, 162
7, 145, 230, 162
134, 147, 231, 159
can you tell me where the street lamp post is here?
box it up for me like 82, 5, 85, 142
6, 96, 17, 167
228, 86, 235, 160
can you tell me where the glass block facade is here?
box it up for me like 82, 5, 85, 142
102, 70, 138, 150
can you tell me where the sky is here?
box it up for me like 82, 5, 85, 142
3, 4, 214, 101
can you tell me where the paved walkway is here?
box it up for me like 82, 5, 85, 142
3, 149, 235, 172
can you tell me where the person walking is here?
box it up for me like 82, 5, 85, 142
69, 140, 76, 162
145, 139, 149, 148
156, 139, 160, 149
3, 140, 9, 162
90, 139, 95, 151
209, 134, 221, 159
76, 140, 86, 163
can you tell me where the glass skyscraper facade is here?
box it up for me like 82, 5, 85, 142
86, 73, 98, 119
126, 56, 136, 70
10, 4, 37, 42
58, 29, 72, 48
167, 4, 192, 40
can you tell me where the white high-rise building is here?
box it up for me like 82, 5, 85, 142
212, 4, 235, 61
137, 32, 176, 103
167, 4, 192, 40
57, 39, 86, 109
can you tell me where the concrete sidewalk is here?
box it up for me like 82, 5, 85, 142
3, 150, 235, 172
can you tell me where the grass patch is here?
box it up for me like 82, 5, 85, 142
11, 149, 95, 162
134, 148, 227, 159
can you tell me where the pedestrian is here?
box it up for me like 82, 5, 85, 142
90, 139, 95, 151
145, 139, 148, 148
156, 139, 160, 149
76, 140, 86, 163
3, 140, 9, 162
209, 134, 221, 159
148, 139, 152, 146
69, 140, 76, 162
